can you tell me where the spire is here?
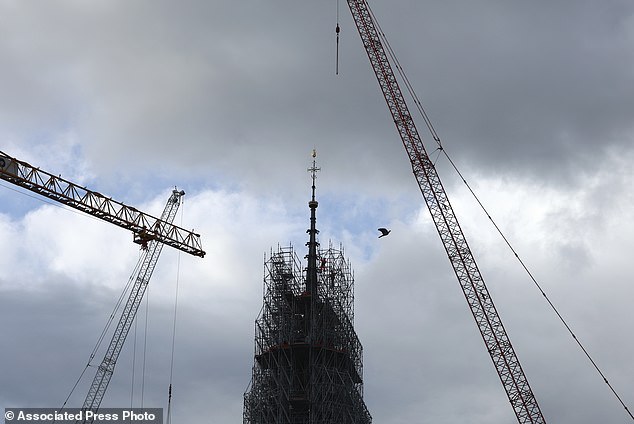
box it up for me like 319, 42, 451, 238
306, 149, 320, 295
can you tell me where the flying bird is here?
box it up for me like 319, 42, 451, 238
377, 228, 391, 238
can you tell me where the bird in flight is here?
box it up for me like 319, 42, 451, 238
377, 228, 391, 238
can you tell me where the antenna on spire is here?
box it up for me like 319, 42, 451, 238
308, 149, 321, 203
306, 149, 321, 295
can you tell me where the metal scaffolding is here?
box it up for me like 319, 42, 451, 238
243, 243, 371, 424
244, 154, 371, 423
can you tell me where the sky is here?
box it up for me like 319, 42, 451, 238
1, 0, 633, 423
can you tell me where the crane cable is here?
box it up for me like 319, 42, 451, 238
364, 2, 634, 419
0, 181, 110, 225
140, 278, 151, 407
166, 199, 184, 424
130, 296, 139, 408
442, 150, 634, 421
366, 4, 441, 145
60, 254, 144, 411
7, 183, 191, 413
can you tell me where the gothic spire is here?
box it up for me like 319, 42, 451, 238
306, 149, 320, 295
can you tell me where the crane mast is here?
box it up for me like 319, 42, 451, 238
345, 1, 546, 422
80, 189, 183, 421
0, 150, 205, 416
0, 151, 205, 258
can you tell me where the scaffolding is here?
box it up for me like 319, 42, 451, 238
243, 242, 372, 424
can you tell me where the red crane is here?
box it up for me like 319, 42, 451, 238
344, 1, 547, 422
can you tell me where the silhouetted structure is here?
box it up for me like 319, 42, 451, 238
243, 155, 371, 423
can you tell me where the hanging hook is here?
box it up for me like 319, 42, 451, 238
336, 0, 341, 75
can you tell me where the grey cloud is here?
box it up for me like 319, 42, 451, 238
1, 1, 633, 423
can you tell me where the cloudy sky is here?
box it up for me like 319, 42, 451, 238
1, 0, 633, 423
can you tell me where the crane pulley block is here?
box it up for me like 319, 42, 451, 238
0, 154, 18, 176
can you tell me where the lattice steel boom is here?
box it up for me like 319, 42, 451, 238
80, 189, 184, 422
0, 151, 205, 257
345, 1, 546, 422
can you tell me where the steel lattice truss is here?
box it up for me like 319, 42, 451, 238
80, 190, 184, 422
346, 0, 546, 422
243, 245, 372, 424
0, 151, 204, 257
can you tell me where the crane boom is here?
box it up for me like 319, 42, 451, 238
0, 151, 205, 258
80, 189, 184, 421
345, 1, 546, 422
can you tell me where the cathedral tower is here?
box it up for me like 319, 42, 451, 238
243, 152, 372, 423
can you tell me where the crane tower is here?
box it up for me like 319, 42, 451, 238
80, 189, 185, 421
0, 151, 204, 420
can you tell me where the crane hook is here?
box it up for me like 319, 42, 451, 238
335, 23, 340, 75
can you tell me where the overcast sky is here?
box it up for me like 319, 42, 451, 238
1, 1, 633, 423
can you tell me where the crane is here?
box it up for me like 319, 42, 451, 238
80, 188, 184, 422
0, 151, 205, 419
343, 1, 547, 423
0, 151, 205, 257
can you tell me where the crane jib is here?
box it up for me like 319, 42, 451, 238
0, 151, 205, 421
0, 151, 205, 257
345, 0, 546, 422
